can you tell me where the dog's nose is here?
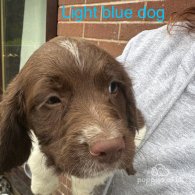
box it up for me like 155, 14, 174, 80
90, 137, 125, 163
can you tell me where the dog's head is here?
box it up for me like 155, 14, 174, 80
0, 37, 142, 178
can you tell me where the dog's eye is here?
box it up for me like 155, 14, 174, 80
109, 82, 119, 94
46, 96, 61, 105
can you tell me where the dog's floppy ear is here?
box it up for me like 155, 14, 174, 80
0, 76, 32, 174
124, 80, 145, 132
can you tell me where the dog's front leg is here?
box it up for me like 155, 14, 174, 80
28, 133, 59, 195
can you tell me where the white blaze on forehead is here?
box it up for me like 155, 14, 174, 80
77, 125, 103, 144
59, 40, 81, 66
77, 135, 86, 144
82, 125, 103, 141
77, 106, 123, 144
78, 125, 122, 144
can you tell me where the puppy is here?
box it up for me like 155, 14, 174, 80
0, 37, 145, 195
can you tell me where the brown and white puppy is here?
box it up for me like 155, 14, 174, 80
0, 37, 145, 194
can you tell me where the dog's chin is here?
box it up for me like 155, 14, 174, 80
60, 159, 135, 179
66, 166, 116, 179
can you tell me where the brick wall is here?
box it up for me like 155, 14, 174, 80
58, 0, 195, 57
55, 0, 195, 194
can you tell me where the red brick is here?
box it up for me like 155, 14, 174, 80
58, 23, 83, 37
70, 5, 101, 21
86, 0, 115, 3
84, 23, 119, 40
84, 39, 99, 46
59, 0, 85, 6
58, 7, 71, 21
59, 6, 101, 22
120, 23, 165, 41
144, 1, 166, 22
102, 2, 145, 21
98, 41, 127, 57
